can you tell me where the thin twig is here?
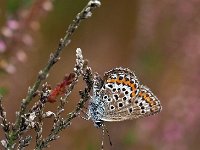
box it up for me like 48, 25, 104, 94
36, 50, 94, 149
0, 96, 10, 140
39, 83, 91, 149
56, 48, 85, 114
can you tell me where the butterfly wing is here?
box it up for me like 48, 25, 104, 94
99, 68, 162, 122
99, 68, 140, 121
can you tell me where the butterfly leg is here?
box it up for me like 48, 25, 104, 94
100, 124, 112, 150
78, 109, 91, 121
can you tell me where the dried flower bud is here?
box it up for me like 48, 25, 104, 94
48, 73, 75, 103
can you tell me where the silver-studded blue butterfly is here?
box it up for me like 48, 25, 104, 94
88, 67, 162, 128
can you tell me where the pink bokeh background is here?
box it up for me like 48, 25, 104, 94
0, 0, 200, 149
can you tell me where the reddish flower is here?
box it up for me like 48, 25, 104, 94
48, 73, 75, 103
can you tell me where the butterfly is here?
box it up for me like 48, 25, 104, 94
88, 67, 162, 128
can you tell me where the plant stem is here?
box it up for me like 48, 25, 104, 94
6, 1, 101, 149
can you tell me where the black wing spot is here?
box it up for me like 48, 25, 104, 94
107, 98, 112, 102
130, 93, 133, 97
119, 76, 123, 80
103, 95, 108, 99
129, 108, 133, 113
112, 76, 117, 79
118, 102, 123, 108
123, 97, 127, 101
108, 84, 113, 88
112, 88, 116, 92
110, 105, 115, 110
125, 78, 129, 81
134, 84, 137, 88
114, 95, 118, 100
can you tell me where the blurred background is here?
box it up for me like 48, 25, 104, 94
0, 0, 200, 150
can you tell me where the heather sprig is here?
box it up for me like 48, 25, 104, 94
0, 0, 101, 149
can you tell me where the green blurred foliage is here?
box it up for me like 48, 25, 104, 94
0, 87, 8, 96
122, 130, 137, 146
139, 49, 164, 75
7, 0, 33, 14
86, 143, 96, 150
